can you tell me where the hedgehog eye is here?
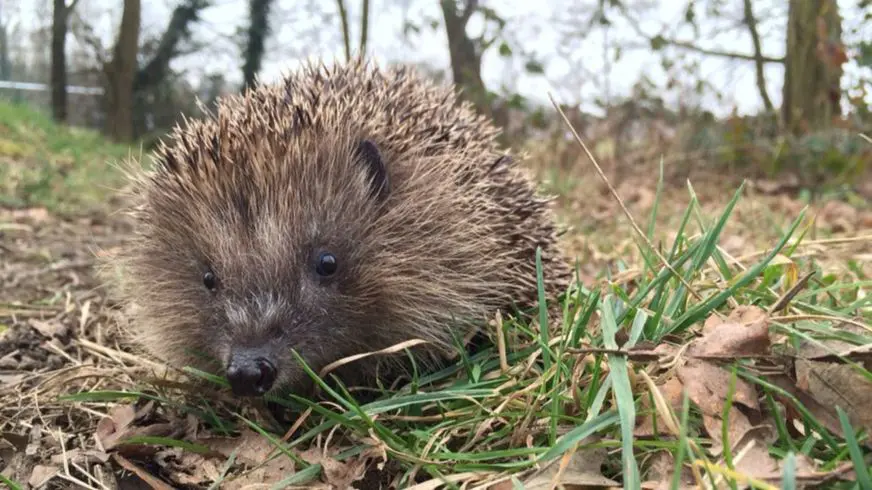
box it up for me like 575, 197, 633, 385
315, 252, 338, 277
203, 270, 218, 291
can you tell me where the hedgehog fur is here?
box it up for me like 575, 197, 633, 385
107, 57, 573, 398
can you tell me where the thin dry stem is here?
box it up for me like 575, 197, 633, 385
547, 93, 704, 303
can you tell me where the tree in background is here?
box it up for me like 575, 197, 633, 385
782, 0, 845, 135
242, 0, 275, 90
134, 0, 211, 94
0, 3, 9, 81
50, 0, 80, 123
73, 0, 210, 141
438, 0, 490, 117
335, 0, 371, 61
104, 0, 141, 142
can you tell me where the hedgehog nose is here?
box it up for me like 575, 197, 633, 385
226, 350, 277, 396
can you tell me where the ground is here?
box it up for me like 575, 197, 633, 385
1, 100, 871, 489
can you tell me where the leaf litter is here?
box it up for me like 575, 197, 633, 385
2, 167, 872, 488
635, 303, 868, 487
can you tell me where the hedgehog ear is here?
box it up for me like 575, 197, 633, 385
354, 139, 390, 202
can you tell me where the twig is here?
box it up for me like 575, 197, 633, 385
768, 271, 815, 314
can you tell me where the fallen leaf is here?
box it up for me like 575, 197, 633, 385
28, 319, 69, 340
153, 448, 223, 488
95, 404, 137, 450
28, 464, 59, 487
791, 322, 872, 437
730, 437, 835, 484
677, 359, 759, 414
95, 401, 185, 456
689, 305, 770, 359
223, 454, 298, 490
795, 359, 872, 436
522, 446, 618, 489
194, 427, 301, 489
198, 427, 276, 466
641, 451, 695, 490
635, 377, 684, 438
767, 374, 843, 437
300, 446, 371, 489
816, 200, 858, 233
11, 207, 49, 223
0, 373, 25, 386
1, 432, 28, 452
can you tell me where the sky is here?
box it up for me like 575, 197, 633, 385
3, 0, 871, 118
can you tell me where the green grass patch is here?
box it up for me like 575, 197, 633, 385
72, 178, 871, 488
0, 99, 139, 215
10, 104, 866, 486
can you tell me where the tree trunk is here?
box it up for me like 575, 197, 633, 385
782, 0, 844, 135
336, 0, 351, 61
51, 0, 70, 123
105, 0, 141, 142
135, 0, 210, 93
439, 0, 490, 117
742, 0, 773, 113
359, 0, 369, 55
0, 2, 9, 81
242, 0, 273, 91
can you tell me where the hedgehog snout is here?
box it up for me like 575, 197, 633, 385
225, 346, 277, 396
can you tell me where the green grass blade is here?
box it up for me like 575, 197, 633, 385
837, 407, 872, 488
601, 295, 640, 489
540, 410, 621, 461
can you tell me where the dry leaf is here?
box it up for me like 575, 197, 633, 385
196, 427, 299, 489
95, 401, 186, 457
522, 447, 618, 489
795, 359, 872, 436
767, 374, 844, 438
635, 377, 684, 438
11, 207, 50, 223
689, 305, 770, 359
154, 449, 223, 487
641, 451, 695, 490
731, 438, 831, 483
28, 319, 69, 340
95, 404, 138, 450
677, 359, 758, 414
28, 464, 59, 487
222, 454, 298, 490
791, 322, 872, 437
300, 446, 372, 489
199, 427, 278, 466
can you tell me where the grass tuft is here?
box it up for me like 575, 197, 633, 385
1, 99, 870, 488
0, 99, 134, 214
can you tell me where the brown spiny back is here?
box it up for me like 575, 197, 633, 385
106, 57, 572, 392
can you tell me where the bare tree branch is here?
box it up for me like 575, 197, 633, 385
457, 0, 478, 24
336, 0, 351, 61
743, 0, 774, 110
242, 0, 273, 89
69, 11, 107, 65
617, 4, 784, 64
135, 0, 210, 92
359, 0, 369, 55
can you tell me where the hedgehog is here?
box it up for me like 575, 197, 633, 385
107, 57, 573, 399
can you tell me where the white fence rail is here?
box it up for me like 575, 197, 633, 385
0, 80, 104, 95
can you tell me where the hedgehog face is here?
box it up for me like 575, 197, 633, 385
130, 136, 397, 397
201, 236, 380, 397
